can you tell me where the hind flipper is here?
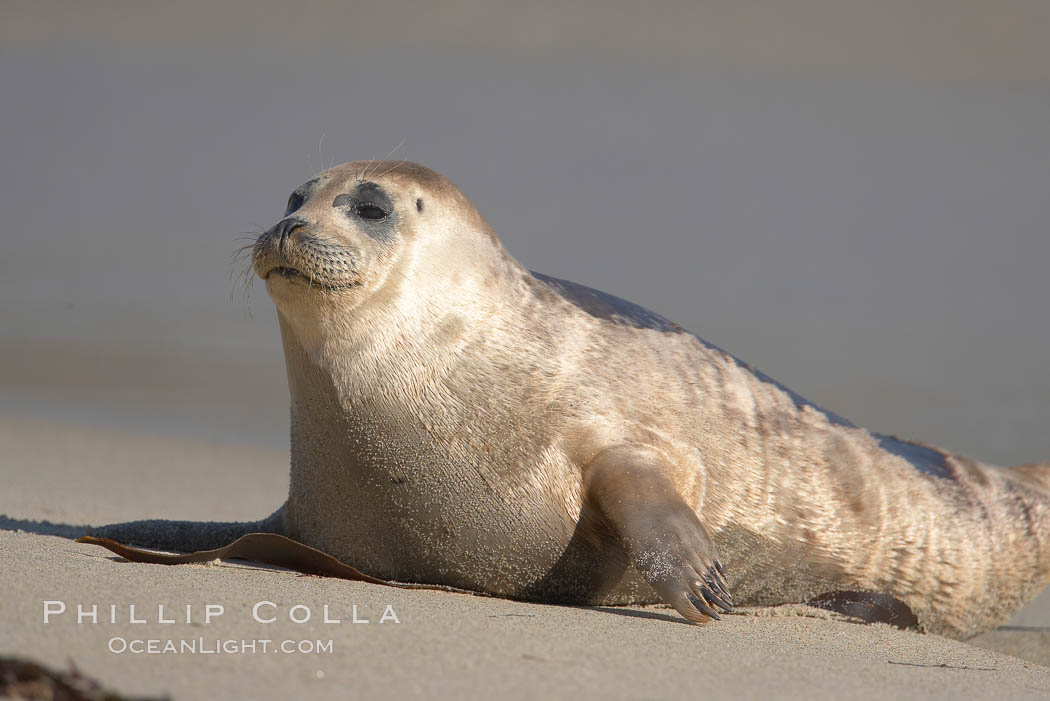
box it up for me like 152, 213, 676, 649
1008, 463, 1050, 495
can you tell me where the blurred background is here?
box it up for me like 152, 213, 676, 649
2, 0, 1048, 465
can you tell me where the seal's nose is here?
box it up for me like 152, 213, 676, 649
268, 217, 307, 253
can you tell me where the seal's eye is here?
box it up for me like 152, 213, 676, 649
356, 203, 388, 220
285, 191, 305, 216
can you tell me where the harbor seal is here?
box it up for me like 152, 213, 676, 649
86, 160, 1050, 639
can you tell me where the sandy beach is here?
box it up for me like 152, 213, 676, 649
2, 414, 1049, 700
4, 2, 1050, 698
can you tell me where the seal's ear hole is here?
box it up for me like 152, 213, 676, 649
416, 198, 424, 213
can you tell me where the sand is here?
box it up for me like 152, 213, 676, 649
2, 414, 1049, 700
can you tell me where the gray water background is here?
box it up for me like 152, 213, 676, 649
1, 1, 1048, 465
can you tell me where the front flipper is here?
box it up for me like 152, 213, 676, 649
584, 446, 732, 623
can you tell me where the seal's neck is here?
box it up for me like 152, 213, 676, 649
274, 249, 543, 431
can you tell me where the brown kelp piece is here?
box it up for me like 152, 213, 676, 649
76, 533, 484, 596
0, 656, 166, 701
805, 590, 921, 631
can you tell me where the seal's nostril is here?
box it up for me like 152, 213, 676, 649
272, 217, 308, 253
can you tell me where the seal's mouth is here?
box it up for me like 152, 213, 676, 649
264, 265, 312, 284
261, 262, 362, 291
251, 228, 363, 292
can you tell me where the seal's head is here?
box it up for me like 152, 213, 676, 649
251, 159, 524, 384
252, 160, 504, 323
